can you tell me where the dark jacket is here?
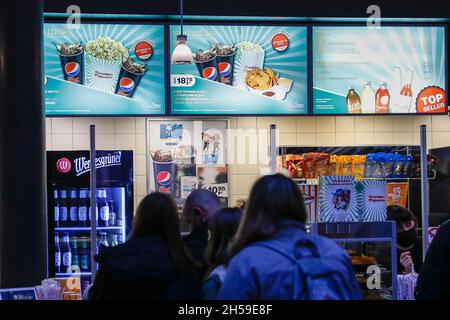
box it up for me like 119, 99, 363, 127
88, 236, 201, 300
415, 220, 450, 300
218, 220, 362, 300
182, 223, 209, 273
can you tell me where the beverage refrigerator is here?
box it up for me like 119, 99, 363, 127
46, 150, 134, 292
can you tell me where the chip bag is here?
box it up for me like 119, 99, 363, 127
315, 153, 331, 178
329, 155, 339, 176
302, 153, 317, 179
352, 155, 366, 179
340, 155, 354, 176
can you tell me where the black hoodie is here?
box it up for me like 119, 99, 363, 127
88, 236, 201, 300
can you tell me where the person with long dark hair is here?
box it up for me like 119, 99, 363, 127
202, 207, 242, 300
218, 174, 362, 300
88, 192, 201, 300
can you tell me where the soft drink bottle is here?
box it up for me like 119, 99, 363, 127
53, 189, 60, 228
69, 189, 79, 227
375, 82, 390, 113
55, 232, 61, 273
398, 70, 413, 113
361, 81, 375, 113
59, 190, 69, 227
346, 86, 362, 113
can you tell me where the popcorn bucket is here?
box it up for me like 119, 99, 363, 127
233, 47, 265, 90
84, 51, 122, 93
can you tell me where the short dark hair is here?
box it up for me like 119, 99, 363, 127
130, 192, 199, 273
205, 207, 243, 274
387, 205, 417, 225
230, 174, 307, 256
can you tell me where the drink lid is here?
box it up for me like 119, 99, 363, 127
381, 82, 387, 86
365, 81, 371, 85
348, 85, 355, 90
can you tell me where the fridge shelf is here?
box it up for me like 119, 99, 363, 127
55, 227, 123, 232
56, 272, 92, 277
293, 173, 436, 185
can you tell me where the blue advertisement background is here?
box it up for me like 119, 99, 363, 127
170, 25, 308, 115
313, 26, 447, 114
44, 23, 165, 115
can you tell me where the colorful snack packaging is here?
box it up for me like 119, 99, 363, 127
392, 154, 405, 178
372, 153, 384, 178
403, 155, 413, 177
364, 154, 374, 178
315, 153, 331, 178
352, 155, 366, 179
286, 155, 304, 178
340, 155, 354, 176
302, 153, 316, 179
329, 155, 339, 176
386, 182, 409, 207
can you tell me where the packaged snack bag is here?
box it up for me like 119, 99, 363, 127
372, 153, 384, 178
340, 155, 354, 176
302, 153, 316, 179
352, 155, 366, 179
315, 153, 331, 178
364, 154, 374, 178
392, 154, 405, 178
385, 153, 396, 178
403, 155, 413, 177
386, 182, 409, 207
286, 155, 304, 178
329, 155, 339, 176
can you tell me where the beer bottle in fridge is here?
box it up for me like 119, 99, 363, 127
78, 189, 88, 227
70, 236, 80, 272
53, 189, 60, 228
69, 189, 79, 227
55, 232, 61, 273
108, 200, 116, 227
88, 189, 99, 226
61, 232, 72, 273
99, 189, 110, 227
59, 190, 69, 227
79, 237, 91, 272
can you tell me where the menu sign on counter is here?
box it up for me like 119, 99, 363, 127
313, 26, 447, 115
44, 23, 165, 115
170, 25, 308, 115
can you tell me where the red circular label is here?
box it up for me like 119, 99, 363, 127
271, 33, 289, 52
134, 41, 153, 60
416, 86, 447, 113
56, 158, 71, 173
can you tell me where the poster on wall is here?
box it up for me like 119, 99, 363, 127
356, 180, 387, 222
147, 119, 228, 206
44, 23, 165, 115
313, 26, 447, 115
170, 25, 308, 115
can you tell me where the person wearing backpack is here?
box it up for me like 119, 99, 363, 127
202, 207, 243, 299
218, 174, 362, 300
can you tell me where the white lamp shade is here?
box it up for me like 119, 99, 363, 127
171, 42, 194, 64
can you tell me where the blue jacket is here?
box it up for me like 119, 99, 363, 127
218, 220, 362, 300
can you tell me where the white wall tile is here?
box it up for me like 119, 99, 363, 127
316, 133, 336, 146
229, 117, 237, 129
94, 118, 115, 133
393, 132, 413, 145
230, 175, 239, 195
393, 116, 413, 132
96, 133, 115, 150
413, 116, 432, 132
45, 118, 52, 134
297, 133, 316, 146
135, 134, 146, 155
115, 134, 136, 151
257, 117, 276, 129
52, 118, 73, 134
51, 134, 73, 150
297, 117, 316, 133
237, 117, 257, 129
73, 118, 94, 134
355, 133, 374, 145
413, 131, 432, 148
374, 132, 394, 145
276, 117, 297, 134
316, 117, 335, 133
374, 116, 394, 132
431, 116, 450, 132
257, 153, 271, 168
135, 175, 147, 197
135, 118, 146, 134
336, 133, 355, 146
115, 117, 136, 133
278, 133, 297, 146
355, 117, 374, 133
46, 134, 52, 151
237, 175, 257, 195
259, 165, 272, 176
136, 154, 147, 176
432, 132, 450, 148
73, 134, 90, 150
335, 117, 355, 133
237, 163, 258, 175
228, 164, 237, 175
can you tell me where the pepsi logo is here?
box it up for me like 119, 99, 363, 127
56, 158, 72, 174
64, 62, 80, 77
157, 171, 172, 186
202, 67, 217, 81
218, 62, 231, 77
119, 77, 135, 93
303, 194, 315, 205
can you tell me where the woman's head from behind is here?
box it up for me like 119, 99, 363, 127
231, 174, 307, 255
205, 207, 243, 269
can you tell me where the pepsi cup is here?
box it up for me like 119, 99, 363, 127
114, 66, 144, 98
194, 55, 219, 82
58, 51, 84, 84
217, 53, 235, 85
153, 160, 176, 194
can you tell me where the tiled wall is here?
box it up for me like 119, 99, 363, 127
46, 115, 450, 210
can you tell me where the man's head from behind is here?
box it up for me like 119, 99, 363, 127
183, 189, 222, 230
